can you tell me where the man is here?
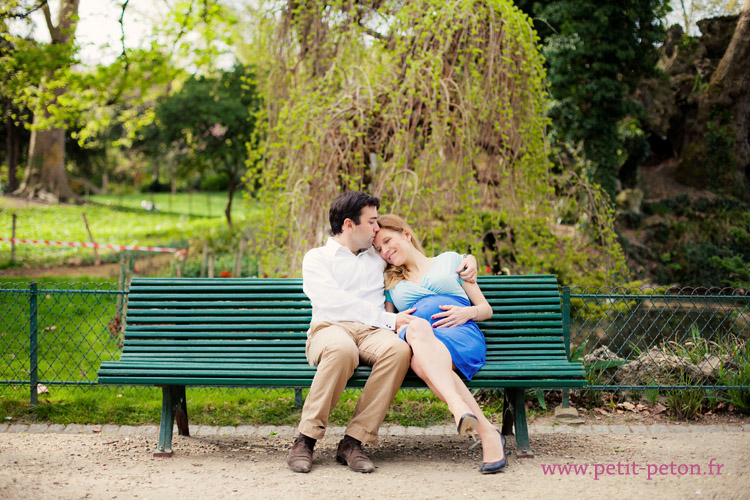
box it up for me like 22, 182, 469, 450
287, 191, 476, 474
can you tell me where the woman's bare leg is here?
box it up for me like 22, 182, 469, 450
410, 346, 505, 463
405, 319, 472, 424
448, 371, 505, 463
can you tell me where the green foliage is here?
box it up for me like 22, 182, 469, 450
530, 0, 669, 198
640, 195, 750, 287
137, 64, 262, 227
247, 0, 628, 285
200, 172, 230, 192
665, 379, 705, 419
703, 108, 744, 196
144, 65, 260, 173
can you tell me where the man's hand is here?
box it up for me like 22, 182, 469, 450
457, 254, 478, 283
395, 307, 417, 331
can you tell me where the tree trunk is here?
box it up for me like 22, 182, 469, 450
17, 125, 75, 201
224, 172, 235, 229
5, 116, 20, 193
678, 0, 750, 195
14, 0, 80, 202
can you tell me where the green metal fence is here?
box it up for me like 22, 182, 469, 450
566, 286, 750, 391
0, 282, 126, 403
2, 282, 749, 404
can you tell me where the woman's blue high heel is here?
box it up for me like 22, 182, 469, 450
480, 433, 507, 474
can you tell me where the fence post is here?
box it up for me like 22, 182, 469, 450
10, 213, 17, 264
82, 213, 101, 266
234, 238, 244, 277
561, 286, 571, 409
200, 243, 208, 277
29, 282, 39, 406
117, 256, 127, 323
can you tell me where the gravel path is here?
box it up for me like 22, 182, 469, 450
2, 423, 749, 500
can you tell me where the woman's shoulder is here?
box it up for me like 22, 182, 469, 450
436, 251, 462, 263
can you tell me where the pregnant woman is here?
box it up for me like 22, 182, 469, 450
374, 214, 506, 474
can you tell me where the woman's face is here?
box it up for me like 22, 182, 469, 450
374, 228, 412, 266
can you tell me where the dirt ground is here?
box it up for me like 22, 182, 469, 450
1, 424, 748, 500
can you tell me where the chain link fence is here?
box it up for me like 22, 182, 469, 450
2, 282, 749, 404
0, 281, 125, 403
566, 286, 750, 391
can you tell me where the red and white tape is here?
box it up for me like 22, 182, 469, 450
0, 237, 187, 255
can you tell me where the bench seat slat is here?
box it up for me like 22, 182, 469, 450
97, 377, 586, 388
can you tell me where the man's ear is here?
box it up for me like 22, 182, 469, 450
342, 218, 354, 231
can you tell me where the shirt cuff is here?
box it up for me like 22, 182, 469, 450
380, 311, 397, 330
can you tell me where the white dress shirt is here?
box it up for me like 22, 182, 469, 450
302, 238, 397, 333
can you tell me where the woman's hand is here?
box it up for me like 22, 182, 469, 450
457, 254, 478, 283
431, 304, 477, 328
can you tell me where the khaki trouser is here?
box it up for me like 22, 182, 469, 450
298, 321, 412, 445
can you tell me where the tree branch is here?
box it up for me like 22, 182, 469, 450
119, 0, 130, 58
41, 1, 60, 40
0, 0, 48, 20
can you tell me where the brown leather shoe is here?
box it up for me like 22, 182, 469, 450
336, 436, 375, 473
287, 434, 315, 473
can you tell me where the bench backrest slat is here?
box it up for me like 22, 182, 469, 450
116, 275, 574, 373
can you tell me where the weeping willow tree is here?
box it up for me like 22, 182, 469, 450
248, 0, 627, 284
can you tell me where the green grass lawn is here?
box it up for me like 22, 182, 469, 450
89, 191, 247, 219
0, 386, 477, 428
0, 193, 261, 269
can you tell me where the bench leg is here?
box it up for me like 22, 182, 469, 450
175, 386, 189, 436
501, 389, 514, 437
507, 388, 534, 458
155, 385, 187, 457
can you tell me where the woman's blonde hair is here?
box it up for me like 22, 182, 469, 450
377, 214, 425, 290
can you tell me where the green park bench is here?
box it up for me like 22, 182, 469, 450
97, 275, 586, 457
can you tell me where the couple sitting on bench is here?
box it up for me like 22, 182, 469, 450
287, 190, 507, 475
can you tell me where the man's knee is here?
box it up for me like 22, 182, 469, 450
320, 340, 359, 370
390, 338, 412, 365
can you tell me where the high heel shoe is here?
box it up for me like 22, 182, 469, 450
480, 433, 507, 474
457, 413, 479, 437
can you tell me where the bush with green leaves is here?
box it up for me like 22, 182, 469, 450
246, 0, 628, 286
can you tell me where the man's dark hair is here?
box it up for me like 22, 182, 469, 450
329, 191, 380, 235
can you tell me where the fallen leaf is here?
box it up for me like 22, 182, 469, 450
616, 409, 625, 414
653, 403, 667, 414
617, 402, 636, 411
37, 384, 49, 394
43, 325, 57, 332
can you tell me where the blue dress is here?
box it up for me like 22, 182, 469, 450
385, 252, 486, 380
